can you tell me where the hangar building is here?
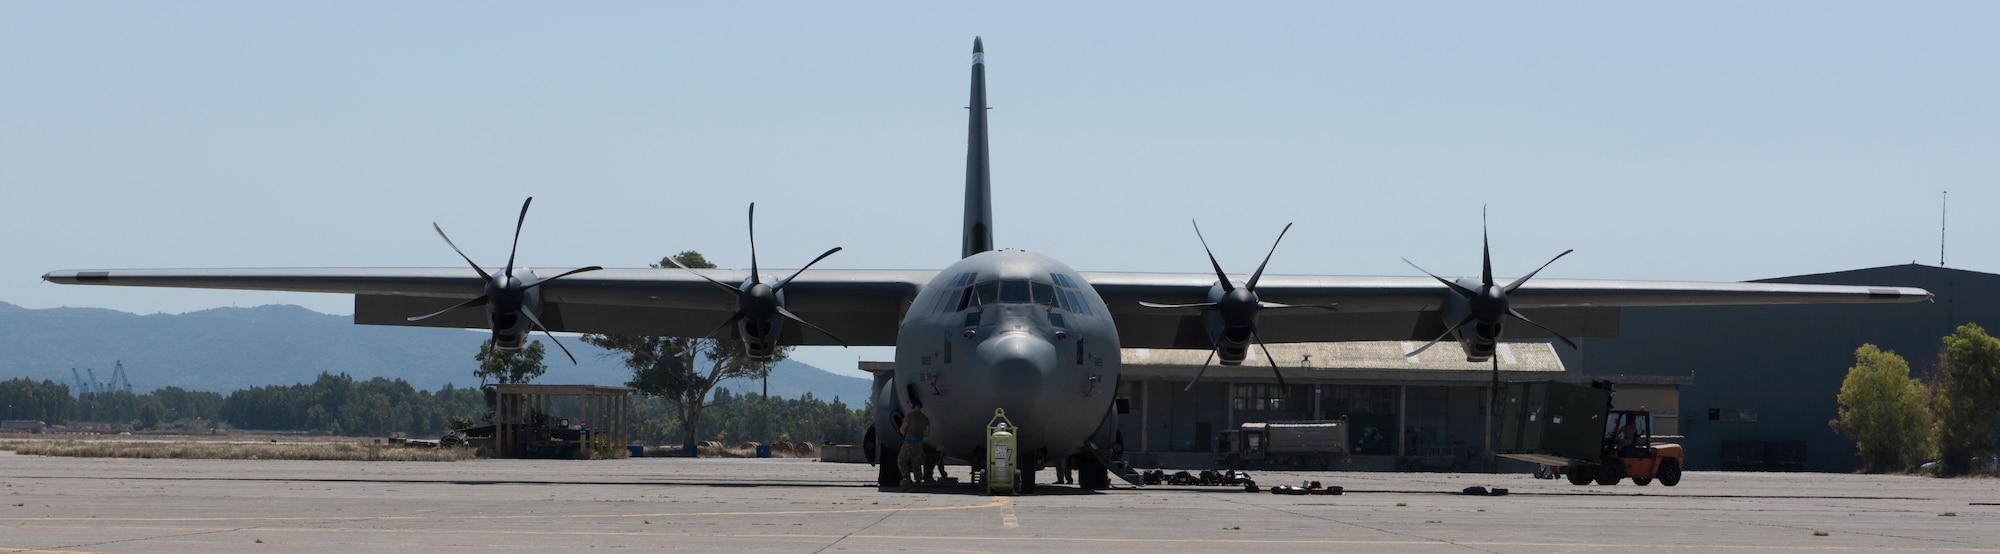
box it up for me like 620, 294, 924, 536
1557, 263, 1998, 472
1110, 263, 1990, 473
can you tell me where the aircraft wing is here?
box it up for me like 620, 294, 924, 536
1079, 272, 1933, 349
42, 267, 935, 346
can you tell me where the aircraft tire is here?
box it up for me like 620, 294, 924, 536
876, 444, 900, 488
1078, 455, 1111, 490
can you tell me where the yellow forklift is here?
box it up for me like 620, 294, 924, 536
1500, 381, 1684, 486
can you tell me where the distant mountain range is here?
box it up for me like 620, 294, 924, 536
0, 301, 871, 404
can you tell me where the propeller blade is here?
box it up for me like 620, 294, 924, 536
1256, 302, 1339, 311
433, 223, 493, 282
701, 313, 747, 341
747, 203, 760, 286
664, 254, 744, 296
773, 247, 844, 291
777, 306, 850, 347
1244, 223, 1293, 292
1505, 308, 1580, 349
1183, 349, 1217, 392
1403, 258, 1478, 298
1480, 207, 1494, 288
407, 295, 489, 322
1191, 220, 1235, 292
506, 197, 532, 279
1491, 356, 1501, 403
1253, 329, 1286, 389
519, 308, 579, 365
1502, 249, 1575, 293
522, 266, 605, 291
1406, 313, 1476, 357
1139, 301, 1217, 309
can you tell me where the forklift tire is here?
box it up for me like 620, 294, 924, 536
1593, 463, 1623, 486
1658, 459, 1682, 487
1566, 464, 1594, 486
1632, 476, 1652, 486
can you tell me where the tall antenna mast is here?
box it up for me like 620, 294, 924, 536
1940, 190, 1948, 267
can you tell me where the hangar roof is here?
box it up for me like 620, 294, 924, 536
1119, 341, 1568, 384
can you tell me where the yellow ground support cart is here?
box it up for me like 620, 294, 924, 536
984, 408, 1018, 495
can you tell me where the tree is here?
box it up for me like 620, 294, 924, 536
474, 339, 550, 385
1933, 323, 2000, 475
581, 251, 784, 455
1831, 344, 1932, 472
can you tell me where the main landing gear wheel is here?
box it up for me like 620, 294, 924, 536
1078, 455, 1112, 490
876, 443, 900, 487
1632, 476, 1652, 486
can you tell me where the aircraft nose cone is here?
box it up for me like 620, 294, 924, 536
977, 332, 1058, 390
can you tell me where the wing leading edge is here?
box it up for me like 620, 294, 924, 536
44, 267, 1930, 349
1081, 272, 1932, 349
42, 267, 934, 346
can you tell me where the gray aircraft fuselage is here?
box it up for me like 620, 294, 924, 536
880, 249, 1121, 463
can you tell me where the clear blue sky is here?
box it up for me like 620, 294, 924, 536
4, 3, 1995, 378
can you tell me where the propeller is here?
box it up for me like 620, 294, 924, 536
665, 203, 848, 358
409, 197, 602, 364
1142, 221, 1330, 391
1401, 208, 1576, 397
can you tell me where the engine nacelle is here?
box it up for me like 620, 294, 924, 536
483, 284, 542, 353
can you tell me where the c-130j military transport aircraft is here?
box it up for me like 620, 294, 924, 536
47, 38, 1931, 492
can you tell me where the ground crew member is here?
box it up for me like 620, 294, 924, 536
898, 400, 931, 491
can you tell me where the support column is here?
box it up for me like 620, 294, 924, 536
1140, 379, 1151, 453
1397, 384, 1407, 458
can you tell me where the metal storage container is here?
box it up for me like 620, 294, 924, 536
1497, 381, 1611, 466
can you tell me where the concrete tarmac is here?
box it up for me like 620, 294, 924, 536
3, 451, 1996, 553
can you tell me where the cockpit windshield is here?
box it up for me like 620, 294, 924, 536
949, 277, 1089, 314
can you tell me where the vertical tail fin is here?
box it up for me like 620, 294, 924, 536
962, 36, 993, 258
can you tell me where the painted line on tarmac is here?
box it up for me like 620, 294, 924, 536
7, 525, 1999, 551
8, 497, 1009, 523
0, 548, 111, 554
997, 497, 1018, 528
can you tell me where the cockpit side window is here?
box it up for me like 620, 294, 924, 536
950, 272, 980, 287
1031, 282, 1056, 306
1064, 290, 1093, 315
933, 288, 962, 314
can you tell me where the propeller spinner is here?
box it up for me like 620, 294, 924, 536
1142, 221, 1331, 391
1402, 209, 1576, 398
408, 197, 603, 364
666, 203, 848, 361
